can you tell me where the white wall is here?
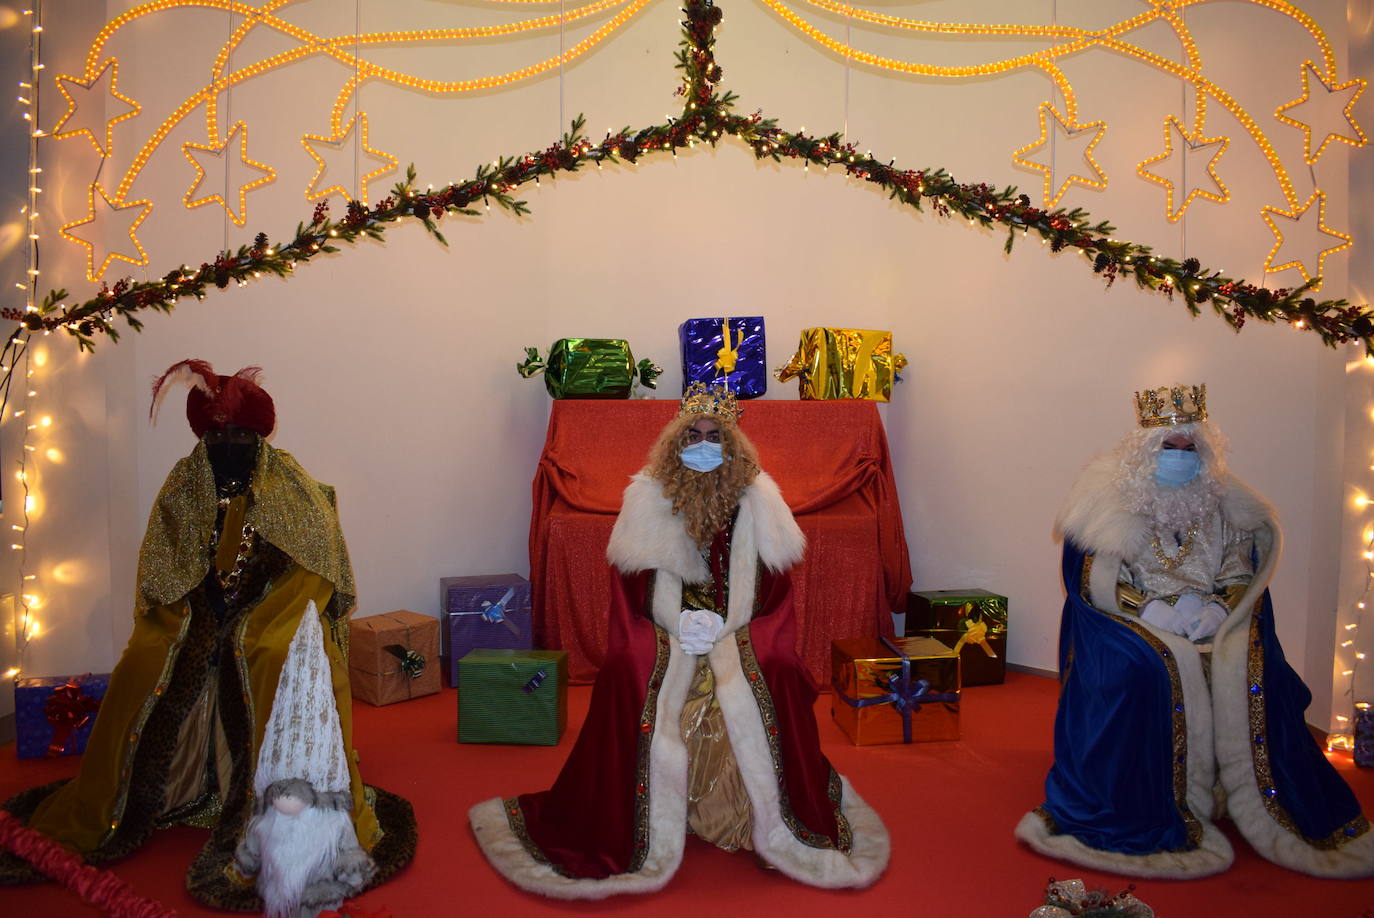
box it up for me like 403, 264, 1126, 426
14, 0, 1368, 727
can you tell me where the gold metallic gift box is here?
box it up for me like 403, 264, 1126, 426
831, 636, 960, 745
775, 327, 907, 401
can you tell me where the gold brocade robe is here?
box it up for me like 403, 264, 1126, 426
4, 441, 395, 909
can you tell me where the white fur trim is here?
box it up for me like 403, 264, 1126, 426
467, 642, 698, 900
736, 472, 806, 573
709, 636, 888, 887
606, 472, 804, 582
1015, 811, 1233, 879
1210, 522, 1374, 877
1058, 460, 1274, 561
607, 475, 708, 582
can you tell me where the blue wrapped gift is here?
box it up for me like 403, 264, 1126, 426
440, 573, 533, 687
15, 673, 110, 759
1356, 703, 1373, 768
679, 316, 766, 399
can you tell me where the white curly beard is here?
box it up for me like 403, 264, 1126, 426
246, 804, 365, 918
1113, 423, 1224, 531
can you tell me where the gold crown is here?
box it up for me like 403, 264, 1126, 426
680, 381, 742, 422
1135, 384, 1207, 428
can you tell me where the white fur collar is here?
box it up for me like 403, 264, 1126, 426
606, 470, 805, 580
1056, 454, 1276, 558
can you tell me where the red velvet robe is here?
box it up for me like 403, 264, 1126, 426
470, 471, 888, 899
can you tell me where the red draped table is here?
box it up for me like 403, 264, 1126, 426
529, 399, 911, 684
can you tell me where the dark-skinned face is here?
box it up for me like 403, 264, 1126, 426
204, 425, 259, 495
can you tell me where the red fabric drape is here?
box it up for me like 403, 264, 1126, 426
529, 400, 911, 683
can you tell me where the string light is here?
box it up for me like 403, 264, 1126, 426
1274, 60, 1368, 165
181, 120, 275, 225
56, 183, 152, 281
1136, 116, 1230, 223
1260, 190, 1354, 289
758, 0, 1364, 272
47, 0, 649, 265
6, 2, 47, 681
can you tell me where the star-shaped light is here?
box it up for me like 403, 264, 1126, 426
1260, 190, 1352, 289
1012, 103, 1108, 208
51, 58, 140, 158
1137, 116, 1229, 223
301, 112, 397, 204
183, 121, 276, 225
59, 183, 153, 281
1275, 61, 1367, 165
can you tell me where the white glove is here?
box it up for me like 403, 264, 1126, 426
1137, 596, 1203, 637
678, 609, 724, 656
1187, 602, 1229, 642
1170, 593, 1205, 633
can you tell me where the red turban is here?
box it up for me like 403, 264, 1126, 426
150, 359, 275, 438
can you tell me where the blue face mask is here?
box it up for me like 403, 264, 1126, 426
1155, 449, 1202, 487
680, 441, 724, 472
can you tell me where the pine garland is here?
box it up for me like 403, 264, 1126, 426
2, 0, 1369, 406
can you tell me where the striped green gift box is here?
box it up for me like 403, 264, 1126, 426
457, 649, 568, 745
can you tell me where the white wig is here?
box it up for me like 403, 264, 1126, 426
1112, 421, 1228, 529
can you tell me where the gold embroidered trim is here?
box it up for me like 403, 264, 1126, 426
736, 625, 852, 852
1246, 614, 1372, 849
1032, 804, 1060, 834
103, 607, 195, 844
501, 796, 564, 874
629, 625, 672, 871
502, 622, 672, 877
1077, 552, 1202, 849
1151, 520, 1201, 570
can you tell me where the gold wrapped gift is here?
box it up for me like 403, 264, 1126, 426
775, 327, 907, 401
831, 636, 960, 745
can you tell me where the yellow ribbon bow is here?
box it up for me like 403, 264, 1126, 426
714, 317, 741, 374
951, 618, 998, 657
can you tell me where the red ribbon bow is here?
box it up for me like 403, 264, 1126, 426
43, 678, 101, 757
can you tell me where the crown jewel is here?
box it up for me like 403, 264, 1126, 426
679, 381, 742, 421
1135, 383, 1207, 428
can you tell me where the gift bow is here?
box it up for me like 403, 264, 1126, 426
951, 618, 998, 658
383, 644, 427, 679
832, 636, 959, 744
452, 587, 523, 638
43, 677, 102, 757
714, 317, 741, 375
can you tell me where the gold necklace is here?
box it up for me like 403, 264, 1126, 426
1151, 521, 1200, 570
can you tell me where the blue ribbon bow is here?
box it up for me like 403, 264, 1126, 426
452, 587, 522, 637
833, 636, 959, 743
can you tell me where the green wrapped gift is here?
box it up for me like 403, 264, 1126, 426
905, 589, 1008, 686
517, 339, 661, 399
458, 649, 568, 745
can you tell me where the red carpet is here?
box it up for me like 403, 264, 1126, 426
3, 671, 1372, 917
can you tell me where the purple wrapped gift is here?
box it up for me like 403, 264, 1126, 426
679, 316, 766, 399
1356, 703, 1373, 768
15, 673, 110, 759
440, 573, 533, 687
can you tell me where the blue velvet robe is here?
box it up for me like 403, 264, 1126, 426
1026, 541, 1370, 876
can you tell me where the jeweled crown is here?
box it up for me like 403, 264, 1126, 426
1135, 383, 1207, 428
679, 381, 742, 422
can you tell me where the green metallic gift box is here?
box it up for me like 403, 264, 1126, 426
457, 649, 568, 745
905, 589, 1007, 686
517, 339, 661, 399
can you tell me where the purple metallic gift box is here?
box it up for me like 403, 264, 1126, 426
1356, 704, 1373, 768
678, 316, 766, 399
15, 673, 111, 759
440, 573, 533, 687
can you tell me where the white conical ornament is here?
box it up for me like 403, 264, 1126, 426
235, 601, 374, 918
254, 600, 351, 796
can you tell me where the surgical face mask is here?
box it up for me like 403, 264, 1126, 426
680, 441, 724, 472
1155, 448, 1202, 487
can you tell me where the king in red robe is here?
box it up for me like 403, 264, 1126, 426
470, 383, 889, 897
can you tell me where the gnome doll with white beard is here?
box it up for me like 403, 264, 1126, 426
235, 603, 376, 917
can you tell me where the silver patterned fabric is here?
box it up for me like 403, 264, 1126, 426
1120, 506, 1253, 604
